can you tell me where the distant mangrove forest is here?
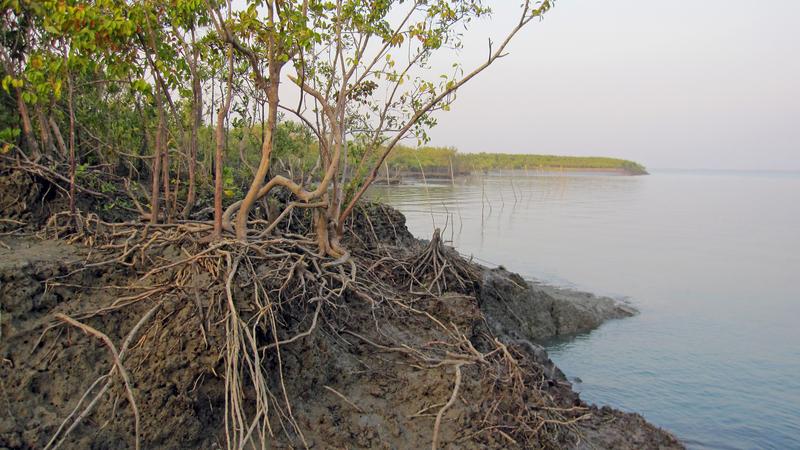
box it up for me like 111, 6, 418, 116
385, 146, 649, 177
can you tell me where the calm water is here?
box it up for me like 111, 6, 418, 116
368, 169, 800, 450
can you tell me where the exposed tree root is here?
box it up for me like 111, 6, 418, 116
19, 210, 588, 449
431, 363, 463, 450
403, 228, 481, 295
34, 211, 366, 448
45, 310, 152, 450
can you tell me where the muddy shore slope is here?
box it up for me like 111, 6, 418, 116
0, 173, 680, 449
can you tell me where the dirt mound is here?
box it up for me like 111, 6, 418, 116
0, 209, 682, 449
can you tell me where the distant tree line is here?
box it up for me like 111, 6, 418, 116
385, 146, 648, 175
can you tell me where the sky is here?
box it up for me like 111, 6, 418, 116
421, 0, 800, 171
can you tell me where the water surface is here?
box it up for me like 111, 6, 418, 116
368, 169, 800, 450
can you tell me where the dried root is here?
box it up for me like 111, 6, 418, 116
403, 228, 481, 295
345, 320, 588, 449
44, 304, 161, 450
29, 211, 582, 450
36, 211, 379, 449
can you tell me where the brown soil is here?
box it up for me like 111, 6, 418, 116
0, 170, 682, 450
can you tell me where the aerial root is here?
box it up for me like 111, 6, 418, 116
403, 228, 481, 295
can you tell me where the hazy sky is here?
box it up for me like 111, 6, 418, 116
422, 1, 800, 170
